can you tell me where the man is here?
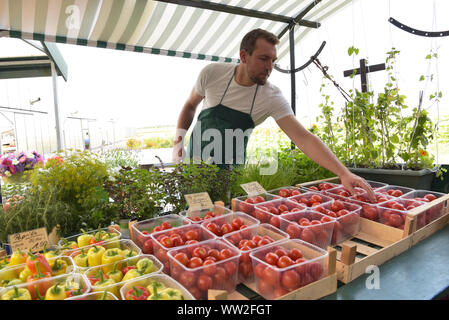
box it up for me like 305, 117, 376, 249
172, 28, 375, 200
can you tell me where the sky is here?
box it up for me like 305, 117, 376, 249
1, 0, 448, 133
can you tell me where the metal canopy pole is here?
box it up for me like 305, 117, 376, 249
50, 61, 64, 151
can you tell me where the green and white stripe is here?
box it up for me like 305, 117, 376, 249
0, 0, 352, 65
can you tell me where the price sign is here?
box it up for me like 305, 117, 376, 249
8, 228, 49, 254
184, 192, 213, 211
241, 181, 266, 197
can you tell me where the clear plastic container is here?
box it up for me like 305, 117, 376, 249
253, 198, 306, 227
69, 239, 142, 273
222, 223, 289, 284
324, 186, 365, 201
0, 256, 77, 288
167, 239, 241, 300
66, 290, 119, 300
249, 239, 328, 300
201, 212, 260, 237
313, 200, 362, 245
377, 198, 426, 229
400, 190, 446, 226
376, 185, 415, 198
365, 180, 388, 190
150, 224, 217, 274
288, 191, 334, 208
58, 227, 121, 249
0, 272, 91, 300
349, 191, 394, 205
120, 273, 195, 300
130, 214, 191, 255
279, 209, 336, 249
232, 193, 280, 217
301, 181, 340, 192
266, 186, 303, 198
180, 205, 233, 224
84, 254, 163, 298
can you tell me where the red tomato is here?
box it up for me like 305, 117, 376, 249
262, 267, 280, 285
142, 239, 153, 254
224, 261, 237, 277
278, 189, 290, 198
362, 205, 378, 220
278, 204, 289, 212
187, 257, 203, 269
392, 189, 403, 197
308, 262, 324, 281
264, 252, 279, 266
190, 216, 202, 222
153, 226, 162, 233
174, 252, 189, 266
221, 223, 234, 235
277, 255, 294, 268
160, 222, 172, 230
269, 216, 281, 228
300, 229, 316, 244
281, 269, 301, 290
388, 213, 404, 227
254, 263, 266, 278
205, 222, 221, 236
257, 238, 271, 247
179, 271, 197, 288
238, 201, 253, 214
269, 207, 280, 215
213, 267, 228, 285
192, 247, 208, 260
424, 194, 437, 202
310, 194, 323, 204
159, 236, 174, 248
257, 278, 274, 295
254, 196, 266, 203
185, 230, 200, 241
245, 239, 257, 249
219, 248, 233, 261
203, 259, 218, 275
288, 248, 303, 260
188, 286, 203, 300
286, 223, 301, 238
231, 217, 244, 230
337, 209, 349, 217
239, 261, 253, 278
255, 209, 270, 222
331, 200, 345, 212
197, 274, 213, 291
207, 248, 220, 260
309, 186, 319, 191
321, 216, 333, 223
273, 286, 289, 299
391, 203, 406, 211
291, 190, 301, 196
274, 248, 288, 258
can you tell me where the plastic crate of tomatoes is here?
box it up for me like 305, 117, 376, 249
179, 205, 233, 224
201, 212, 260, 237
150, 224, 217, 274
279, 209, 336, 249
167, 239, 240, 300
131, 214, 191, 254
0, 272, 90, 300
266, 186, 303, 198
232, 193, 280, 217
250, 239, 328, 300
313, 200, 362, 245
375, 185, 414, 198
288, 192, 334, 208
348, 192, 394, 222
377, 198, 429, 229
222, 223, 289, 284
301, 181, 340, 192
400, 190, 447, 227
253, 198, 306, 228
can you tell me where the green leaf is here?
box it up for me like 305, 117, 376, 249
348, 47, 353, 56
390, 135, 399, 143
419, 75, 425, 81
425, 54, 432, 59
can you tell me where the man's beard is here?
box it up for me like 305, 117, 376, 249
250, 73, 269, 85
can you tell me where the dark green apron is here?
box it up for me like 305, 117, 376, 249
187, 68, 258, 169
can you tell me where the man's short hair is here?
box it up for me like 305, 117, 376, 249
240, 29, 279, 55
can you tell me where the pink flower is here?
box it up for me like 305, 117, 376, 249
8, 165, 16, 174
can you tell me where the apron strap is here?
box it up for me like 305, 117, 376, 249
249, 84, 259, 116
219, 67, 236, 105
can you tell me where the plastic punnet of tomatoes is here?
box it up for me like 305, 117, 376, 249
266, 186, 303, 198
323, 186, 365, 201
375, 185, 414, 198
201, 212, 260, 237
69, 239, 142, 273
131, 214, 191, 255
279, 209, 336, 249
301, 182, 340, 192
0, 272, 90, 300
313, 200, 362, 245
399, 190, 446, 226
222, 223, 289, 284
83, 254, 163, 298
249, 238, 328, 300
150, 224, 217, 274
253, 198, 306, 227
378, 198, 428, 229
348, 192, 394, 222
167, 239, 241, 300
288, 191, 334, 209
119, 273, 195, 300
364, 180, 388, 190
233, 193, 280, 217
180, 205, 233, 224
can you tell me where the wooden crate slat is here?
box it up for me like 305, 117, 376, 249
340, 240, 380, 257
336, 250, 363, 263
411, 212, 449, 246
353, 231, 394, 248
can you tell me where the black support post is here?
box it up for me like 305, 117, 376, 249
289, 27, 296, 150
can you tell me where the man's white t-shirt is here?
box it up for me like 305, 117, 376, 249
194, 63, 293, 126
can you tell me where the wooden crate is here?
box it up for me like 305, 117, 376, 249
298, 178, 449, 284
208, 247, 338, 300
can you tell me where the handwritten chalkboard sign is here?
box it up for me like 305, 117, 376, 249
184, 192, 213, 211
8, 228, 49, 253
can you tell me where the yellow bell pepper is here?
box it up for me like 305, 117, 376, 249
93, 271, 119, 297
121, 268, 143, 282
9, 250, 27, 266
121, 249, 139, 264
101, 248, 124, 273
0, 267, 18, 282
87, 246, 106, 267
51, 259, 69, 276
73, 249, 89, 268
146, 280, 165, 295
1, 287, 32, 300
159, 288, 185, 300
19, 266, 32, 282
106, 262, 123, 283
43, 250, 60, 268
77, 229, 94, 248
4, 279, 23, 287
136, 258, 155, 275
45, 283, 67, 300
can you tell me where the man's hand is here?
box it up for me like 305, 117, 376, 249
339, 172, 376, 202
172, 135, 186, 164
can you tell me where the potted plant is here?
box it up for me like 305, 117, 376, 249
314, 47, 445, 189
0, 151, 44, 184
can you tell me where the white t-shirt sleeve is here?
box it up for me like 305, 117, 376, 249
194, 64, 213, 97
267, 85, 294, 121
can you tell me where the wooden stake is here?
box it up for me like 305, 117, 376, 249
340, 243, 357, 265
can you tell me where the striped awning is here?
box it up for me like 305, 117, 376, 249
0, 0, 352, 66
